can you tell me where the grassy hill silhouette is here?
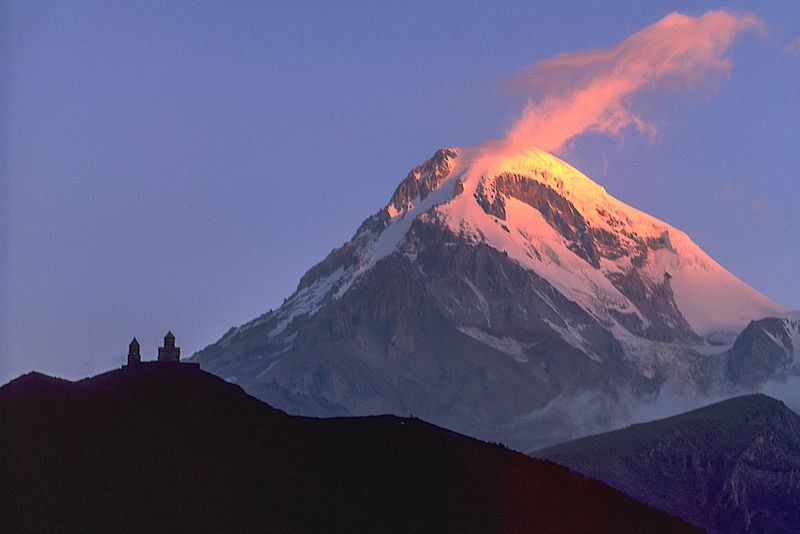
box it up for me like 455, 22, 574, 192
1, 363, 702, 533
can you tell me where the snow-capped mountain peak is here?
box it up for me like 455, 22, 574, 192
225, 141, 784, 349
195, 142, 789, 451
287, 141, 783, 339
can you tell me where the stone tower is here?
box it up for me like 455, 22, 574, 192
127, 337, 141, 366
158, 331, 180, 362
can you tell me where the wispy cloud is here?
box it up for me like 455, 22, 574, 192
788, 37, 800, 54
722, 181, 775, 218
504, 10, 763, 154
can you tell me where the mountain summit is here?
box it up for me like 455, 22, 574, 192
193, 142, 787, 450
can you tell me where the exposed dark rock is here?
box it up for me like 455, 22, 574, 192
473, 172, 696, 342
389, 170, 420, 213
418, 148, 458, 198
195, 217, 661, 451
388, 148, 457, 212
494, 173, 588, 244
452, 177, 464, 198
606, 271, 699, 343
727, 317, 798, 387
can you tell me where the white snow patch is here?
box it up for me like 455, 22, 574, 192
788, 323, 800, 357
257, 358, 283, 378
269, 265, 349, 337
457, 326, 531, 362
762, 327, 787, 349
462, 278, 491, 327
542, 319, 602, 363
776, 316, 800, 357
654, 245, 786, 334
366, 159, 460, 268
440, 191, 644, 334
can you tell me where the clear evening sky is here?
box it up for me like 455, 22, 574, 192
3, 1, 799, 383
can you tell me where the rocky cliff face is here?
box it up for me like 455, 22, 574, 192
534, 394, 800, 534
196, 217, 665, 449
727, 313, 800, 387
473, 170, 697, 343
192, 142, 787, 450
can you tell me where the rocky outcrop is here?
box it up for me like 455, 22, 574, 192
606, 271, 698, 343
475, 171, 696, 343
534, 394, 800, 534
388, 148, 457, 213
727, 316, 799, 387
195, 217, 661, 451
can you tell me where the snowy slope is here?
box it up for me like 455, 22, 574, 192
432, 141, 786, 335
218, 140, 784, 351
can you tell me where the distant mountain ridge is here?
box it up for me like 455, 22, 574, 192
0, 364, 702, 533
193, 142, 789, 450
534, 394, 800, 534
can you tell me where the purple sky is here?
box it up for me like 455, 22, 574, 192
3, 1, 799, 383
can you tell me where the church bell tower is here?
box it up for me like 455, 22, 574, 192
127, 337, 141, 366
157, 331, 180, 362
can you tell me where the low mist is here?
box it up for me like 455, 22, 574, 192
515, 373, 800, 453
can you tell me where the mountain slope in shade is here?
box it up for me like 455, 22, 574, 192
534, 394, 800, 534
193, 142, 786, 450
727, 312, 800, 387
0, 364, 702, 534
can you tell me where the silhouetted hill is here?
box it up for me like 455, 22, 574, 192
1, 363, 701, 533
534, 394, 800, 533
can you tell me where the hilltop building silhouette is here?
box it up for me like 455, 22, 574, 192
125, 332, 191, 366
158, 331, 180, 362
127, 338, 141, 365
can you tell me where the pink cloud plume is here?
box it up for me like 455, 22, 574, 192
504, 10, 763, 154
788, 37, 800, 54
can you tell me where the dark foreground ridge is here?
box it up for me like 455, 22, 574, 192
1, 364, 701, 533
534, 394, 800, 534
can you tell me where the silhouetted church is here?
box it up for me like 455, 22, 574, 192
158, 331, 180, 362
126, 332, 186, 366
